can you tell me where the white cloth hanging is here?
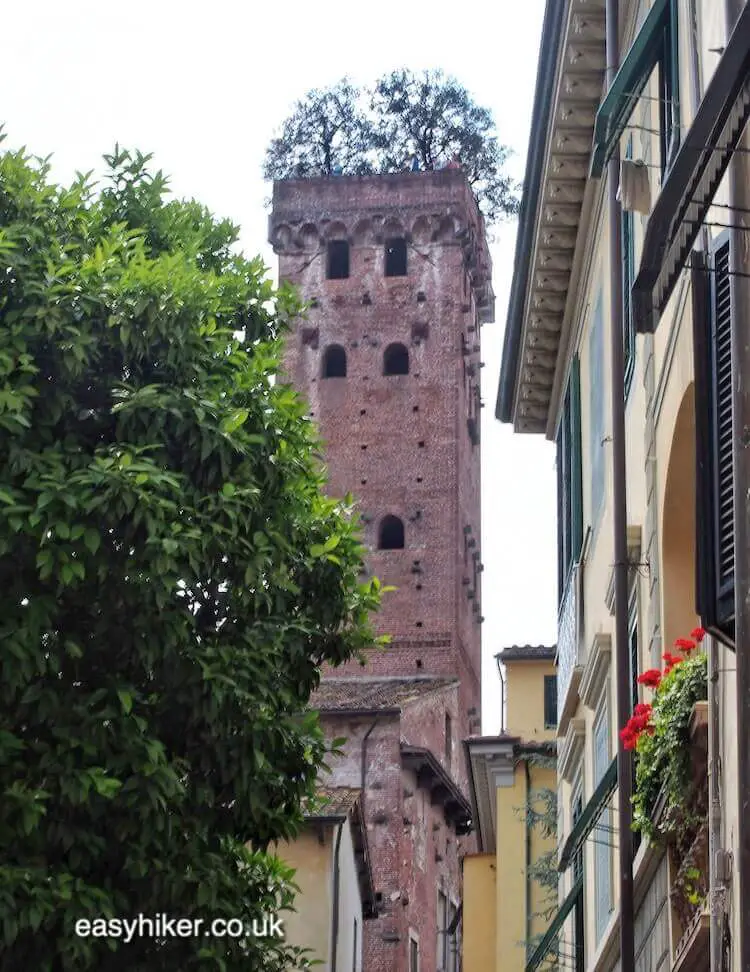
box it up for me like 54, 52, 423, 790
618, 158, 652, 214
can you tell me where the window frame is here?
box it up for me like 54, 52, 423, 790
622, 136, 637, 397
544, 674, 558, 729
385, 238, 408, 277
322, 344, 347, 379
378, 515, 405, 551
327, 239, 350, 280
409, 931, 420, 972
557, 357, 583, 604
592, 692, 613, 942
383, 342, 410, 376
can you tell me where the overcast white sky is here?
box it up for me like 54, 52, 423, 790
3, 0, 557, 733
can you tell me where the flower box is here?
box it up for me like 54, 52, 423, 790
689, 700, 708, 743
672, 902, 709, 972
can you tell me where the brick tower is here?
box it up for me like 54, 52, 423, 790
270, 170, 493, 972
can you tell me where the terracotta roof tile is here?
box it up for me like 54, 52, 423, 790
305, 786, 362, 819
496, 644, 556, 662
310, 676, 459, 712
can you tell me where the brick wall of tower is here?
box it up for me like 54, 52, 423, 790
321, 689, 470, 972
270, 171, 492, 741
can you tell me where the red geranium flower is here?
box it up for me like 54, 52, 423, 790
633, 702, 653, 718
620, 727, 639, 750
674, 637, 696, 653
662, 652, 683, 669
691, 627, 706, 643
637, 669, 662, 689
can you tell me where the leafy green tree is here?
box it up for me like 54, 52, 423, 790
263, 70, 518, 223
0, 137, 381, 971
370, 69, 518, 222
516, 751, 560, 971
263, 78, 375, 179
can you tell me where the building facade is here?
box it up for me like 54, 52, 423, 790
498, 1, 750, 970
280, 788, 375, 971
270, 169, 494, 971
463, 646, 558, 972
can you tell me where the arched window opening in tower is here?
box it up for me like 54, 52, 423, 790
322, 344, 347, 378
383, 343, 409, 376
385, 238, 407, 276
327, 240, 350, 279
378, 515, 405, 550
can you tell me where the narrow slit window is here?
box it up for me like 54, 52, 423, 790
378, 515, 405, 550
322, 344, 347, 378
383, 342, 409, 376
385, 238, 407, 277
327, 240, 349, 279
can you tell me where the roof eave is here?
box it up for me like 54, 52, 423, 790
497, 0, 607, 434
497, 0, 568, 424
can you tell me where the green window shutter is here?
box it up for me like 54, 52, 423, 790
693, 240, 735, 647
570, 357, 583, 562
557, 356, 583, 603
712, 241, 735, 626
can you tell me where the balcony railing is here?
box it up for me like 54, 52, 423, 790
557, 562, 584, 727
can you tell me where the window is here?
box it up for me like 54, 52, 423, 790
437, 891, 448, 970
385, 238, 407, 276
571, 782, 584, 884
557, 357, 583, 603
322, 344, 347, 378
590, 0, 680, 176
589, 293, 606, 523
622, 139, 636, 395
383, 342, 409, 375
446, 902, 458, 972
658, 0, 680, 172
409, 933, 420, 972
327, 240, 350, 279
378, 515, 405, 550
444, 714, 452, 770
695, 236, 735, 645
628, 588, 639, 713
544, 675, 558, 729
352, 917, 358, 972
593, 700, 613, 941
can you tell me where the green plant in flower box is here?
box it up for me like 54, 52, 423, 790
623, 631, 708, 845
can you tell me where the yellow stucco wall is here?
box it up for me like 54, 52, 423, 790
493, 759, 557, 971
276, 828, 332, 966
463, 854, 496, 972
505, 659, 557, 741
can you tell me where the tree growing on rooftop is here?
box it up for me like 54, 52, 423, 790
0, 137, 381, 970
263, 70, 519, 224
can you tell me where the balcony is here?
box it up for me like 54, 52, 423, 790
556, 561, 584, 733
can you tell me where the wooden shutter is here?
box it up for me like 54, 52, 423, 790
712, 242, 734, 614
558, 358, 583, 603
693, 241, 735, 646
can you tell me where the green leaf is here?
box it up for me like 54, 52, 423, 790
221, 408, 250, 434
221, 482, 236, 498
117, 690, 133, 715
84, 529, 101, 554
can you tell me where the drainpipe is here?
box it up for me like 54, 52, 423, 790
495, 656, 507, 733
331, 821, 344, 972
605, 1, 636, 970
361, 717, 379, 818
685, 6, 725, 968
723, 0, 750, 967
